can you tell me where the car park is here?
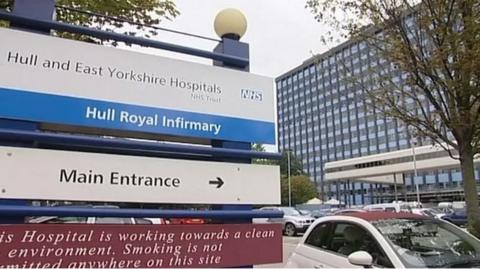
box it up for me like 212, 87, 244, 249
298, 209, 312, 216
257, 207, 315, 236
27, 216, 168, 224
296, 208, 329, 218
441, 210, 468, 227
363, 202, 413, 213
333, 208, 367, 215
26, 204, 169, 224
286, 211, 480, 268
411, 207, 451, 219
167, 218, 206, 224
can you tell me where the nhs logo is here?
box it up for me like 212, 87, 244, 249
241, 89, 263, 101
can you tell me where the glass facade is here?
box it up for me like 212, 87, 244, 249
276, 40, 480, 205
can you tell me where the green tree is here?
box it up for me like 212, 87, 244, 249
307, 0, 480, 237
252, 145, 313, 204
0, 0, 179, 42
251, 145, 305, 172
281, 175, 318, 206
279, 151, 305, 176
252, 143, 277, 165
252, 143, 265, 152
0, 0, 12, 12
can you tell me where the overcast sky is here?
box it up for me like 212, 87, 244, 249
128, 0, 330, 79
124, 1, 330, 151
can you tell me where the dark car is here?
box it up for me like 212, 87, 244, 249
441, 210, 468, 226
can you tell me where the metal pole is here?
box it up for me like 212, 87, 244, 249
287, 150, 292, 207
347, 181, 351, 207
412, 142, 420, 203
393, 173, 398, 202
0, 0, 55, 224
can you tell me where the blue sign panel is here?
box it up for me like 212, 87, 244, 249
0, 88, 276, 144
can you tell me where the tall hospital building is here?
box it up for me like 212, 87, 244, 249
276, 37, 480, 205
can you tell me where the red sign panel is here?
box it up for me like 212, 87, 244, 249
0, 223, 282, 268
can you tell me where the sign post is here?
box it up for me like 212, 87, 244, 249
0, 2, 282, 268
0, 0, 55, 224
211, 11, 256, 229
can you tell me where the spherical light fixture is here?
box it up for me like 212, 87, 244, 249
214, 8, 247, 40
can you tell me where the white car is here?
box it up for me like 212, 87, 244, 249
363, 202, 412, 213
411, 208, 449, 219
286, 211, 480, 268
257, 207, 315, 236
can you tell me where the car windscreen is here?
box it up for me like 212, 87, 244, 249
95, 217, 134, 224
421, 210, 436, 218
428, 208, 445, 215
372, 218, 480, 268
281, 207, 301, 216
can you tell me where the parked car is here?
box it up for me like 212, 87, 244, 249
257, 207, 315, 236
167, 218, 206, 224
363, 202, 412, 213
333, 208, 367, 215
286, 211, 480, 268
438, 201, 466, 210
296, 208, 330, 218
27, 216, 168, 224
26, 204, 168, 224
298, 209, 312, 216
412, 207, 451, 219
441, 210, 468, 227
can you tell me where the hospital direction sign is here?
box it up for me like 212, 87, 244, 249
0, 146, 281, 204
0, 28, 275, 144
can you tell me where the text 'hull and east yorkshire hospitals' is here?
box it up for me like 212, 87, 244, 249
0, 28, 276, 144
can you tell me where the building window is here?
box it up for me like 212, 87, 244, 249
452, 170, 462, 182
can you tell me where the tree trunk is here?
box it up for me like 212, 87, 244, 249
459, 142, 480, 238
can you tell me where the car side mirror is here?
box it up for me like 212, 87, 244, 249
348, 251, 373, 268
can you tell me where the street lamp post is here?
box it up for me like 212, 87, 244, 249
286, 123, 293, 207
287, 150, 292, 207
412, 141, 420, 203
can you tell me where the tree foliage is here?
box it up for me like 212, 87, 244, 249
251, 144, 277, 165
252, 145, 313, 205
0, 0, 179, 43
281, 175, 318, 206
252, 145, 306, 176
0, 0, 12, 11
307, 0, 480, 237
252, 143, 266, 152
279, 151, 306, 176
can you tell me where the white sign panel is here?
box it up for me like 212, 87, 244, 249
0, 146, 280, 204
0, 28, 275, 143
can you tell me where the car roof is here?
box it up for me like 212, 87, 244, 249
336, 208, 366, 212
260, 206, 295, 210
340, 211, 428, 221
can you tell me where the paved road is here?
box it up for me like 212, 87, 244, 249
256, 236, 301, 268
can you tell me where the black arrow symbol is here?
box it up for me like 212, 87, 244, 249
209, 177, 224, 188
